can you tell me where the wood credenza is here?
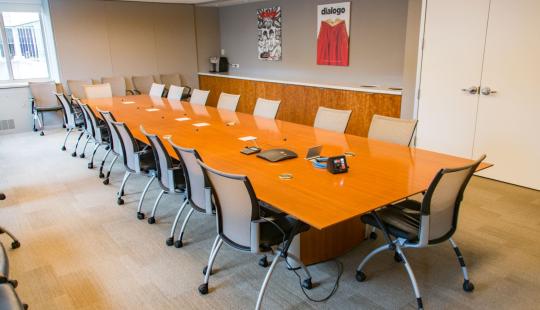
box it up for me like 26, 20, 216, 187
199, 73, 402, 137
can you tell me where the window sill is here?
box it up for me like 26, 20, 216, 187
0, 82, 29, 89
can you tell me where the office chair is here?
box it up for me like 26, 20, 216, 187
368, 114, 418, 146
190, 89, 210, 105
355, 155, 486, 310
84, 83, 113, 99
78, 102, 110, 169
216, 92, 240, 111
165, 138, 213, 248
313, 106, 352, 133
132, 75, 155, 94
101, 77, 135, 96
166, 85, 184, 101
160, 73, 191, 99
148, 83, 165, 98
253, 98, 281, 119
97, 110, 122, 183
67, 79, 92, 100
139, 127, 185, 223
55, 93, 84, 152
29, 81, 63, 136
0, 240, 26, 310
197, 160, 313, 310
0, 194, 20, 249
109, 122, 156, 206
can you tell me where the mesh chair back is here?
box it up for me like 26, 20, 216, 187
101, 77, 127, 96
198, 161, 258, 251
421, 155, 486, 244
253, 98, 280, 119
167, 85, 184, 100
217, 92, 240, 111
149, 83, 165, 98
67, 79, 92, 99
132, 75, 155, 94
160, 73, 182, 89
29, 81, 58, 107
368, 115, 417, 146
313, 107, 352, 133
55, 93, 76, 128
79, 103, 104, 143
190, 89, 210, 105
84, 83, 112, 99
140, 126, 174, 191
110, 121, 140, 172
99, 110, 121, 155
78, 102, 96, 138
168, 140, 212, 214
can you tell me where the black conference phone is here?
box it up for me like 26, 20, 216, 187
257, 149, 298, 162
326, 155, 348, 174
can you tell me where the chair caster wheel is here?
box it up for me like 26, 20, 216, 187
356, 270, 366, 282
8, 280, 18, 288
259, 256, 269, 267
99, 172, 105, 178
40, 132, 44, 136
0, 193, 5, 200
302, 278, 313, 290
174, 240, 183, 248
11, 241, 20, 249
137, 212, 145, 220
61, 146, 66, 151
79, 154, 85, 159
33, 128, 37, 132
463, 280, 475, 292
203, 266, 213, 275
103, 179, 109, 185
147, 217, 155, 224
23, 304, 28, 310
88, 163, 93, 169
166, 237, 174, 246
369, 232, 377, 240
71, 152, 77, 157
198, 283, 208, 295
63, 124, 66, 128
117, 198, 124, 205
119, 190, 124, 197
394, 252, 403, 263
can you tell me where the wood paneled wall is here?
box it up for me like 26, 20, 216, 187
199, 75, 402, 137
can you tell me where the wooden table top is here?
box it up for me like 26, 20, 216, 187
83, 95, 490, 230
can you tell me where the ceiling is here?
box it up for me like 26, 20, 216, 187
118, 0, 269, 7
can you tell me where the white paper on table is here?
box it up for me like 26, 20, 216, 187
175, 117, 191, 122
238, 136, 257, 142
145, 108, 160, 112
122, 101, 136, 104
192, 122, 210, 127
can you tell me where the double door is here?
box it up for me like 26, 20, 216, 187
417, 0, 540, 190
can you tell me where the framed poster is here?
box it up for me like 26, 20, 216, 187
257, 6, 282, 61
317, 2, 350, 66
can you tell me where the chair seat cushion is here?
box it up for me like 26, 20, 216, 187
361, 202, 422, 242
0, 284, 24, 310
35, 105, 62, 112
139, 151, 156, 173
0, 243, 7, 280
259, 215, 310, 250
98, 126, 110, 142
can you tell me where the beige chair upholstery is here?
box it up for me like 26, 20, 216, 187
29, 81, 58, 108
160, 73, 182, 89
167, 85, 185, 100
84, 83, 113, 99
253, 98, 280, 119
368, 115, 418, 146
101, 76, 129, 96
190, 89, 210, 105
313, 107, 352, 133
132, 75, 155, 94
149, 83, 165, 97
67, 79, 92, 99
217, 92, 240, 111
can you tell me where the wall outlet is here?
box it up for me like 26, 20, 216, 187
231, 64, 240, 68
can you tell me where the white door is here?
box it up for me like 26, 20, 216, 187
416, 0, 490, 158
473, 0, 540, 190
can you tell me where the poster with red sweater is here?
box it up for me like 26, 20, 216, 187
317, 2, 350, 66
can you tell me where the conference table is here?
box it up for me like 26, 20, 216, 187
84, 95, 490, 265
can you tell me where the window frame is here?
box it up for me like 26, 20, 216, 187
0, 9, 51, 83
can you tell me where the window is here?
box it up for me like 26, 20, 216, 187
0, 11, 49, 81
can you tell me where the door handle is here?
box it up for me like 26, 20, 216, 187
461, 86, 479, 95
481, 87, 497, 96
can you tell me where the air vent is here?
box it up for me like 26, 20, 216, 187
0, 119, 15, 130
